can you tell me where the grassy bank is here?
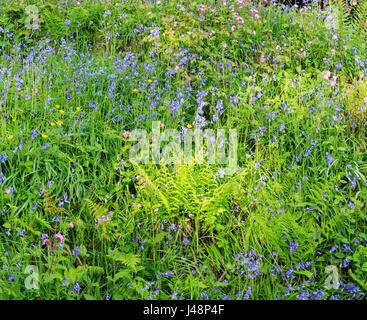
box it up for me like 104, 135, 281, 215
0, 0, 367, 300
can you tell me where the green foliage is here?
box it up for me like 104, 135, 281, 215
330, 0, 367, 42
0, 0, 366, 300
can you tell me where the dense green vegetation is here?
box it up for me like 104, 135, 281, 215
0, 0, 367, 300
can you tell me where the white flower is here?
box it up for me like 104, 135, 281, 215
215, 168, 226, 178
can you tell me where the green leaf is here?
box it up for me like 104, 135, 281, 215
113, 269, 132, 282
108, 251, 141, 271
79, 244, 87, 257
296, 270, 313, 279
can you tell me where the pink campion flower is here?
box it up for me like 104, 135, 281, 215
251, 31, 256, 35
136, 203, 142, 208
332, 34, 338, 40
323, 71, 331, 79
5, 189, 12, 194
222, 43, 227, 49
231, 26, 235, 32
301, 51, 306, 58
160, 123, 165, 128
254, 14, 260, 19
55, 233, 64, 242
235, 16, 244, 26
198, 5, 207, 15
122, 131, 131, 138
331, 49, 336, 55
330, 76, 337, 87
69, 222, 75, 228
43, 239, 51, 246
275, 45, 282, 51
260, 54, 265, 63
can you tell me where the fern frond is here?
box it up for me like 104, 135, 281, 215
43, 188, 67, 216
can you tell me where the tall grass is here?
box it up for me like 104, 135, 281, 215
0, 0, 366, 300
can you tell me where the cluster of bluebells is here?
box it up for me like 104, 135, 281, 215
234, 250, 264, 279
0, 0, 366, 301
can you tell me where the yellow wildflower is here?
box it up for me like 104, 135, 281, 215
55, 105, 60, 109
59, 110, 64, 114
50, 122, 55, 126
7, 135, 13, 140
42, 134, 48, 139
187, 124, 192, 129
133, 88, 138, 93
57, 120, 64, 126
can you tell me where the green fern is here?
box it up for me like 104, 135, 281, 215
108, 250, 141, 272
330, 0, 367, 41
84, 198, 122, 242
131, 162, 241, 232
350, 0, 367, 36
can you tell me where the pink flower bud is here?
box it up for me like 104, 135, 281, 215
122, 131, 131, 138
55, 233, 64, 243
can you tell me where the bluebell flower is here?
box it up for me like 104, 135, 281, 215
182, 237, 189, 245
0, 154, 7, 163
326, 152, 334, 166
